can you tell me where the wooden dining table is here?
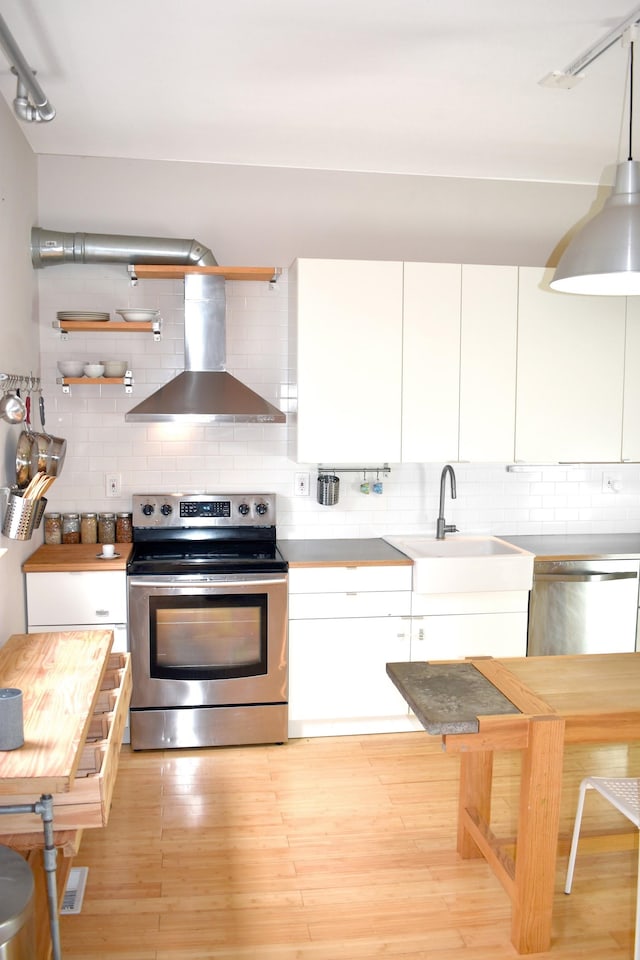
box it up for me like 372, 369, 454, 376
387, 653, 640, 955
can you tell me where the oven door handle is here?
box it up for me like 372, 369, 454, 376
128, 576, 287, 588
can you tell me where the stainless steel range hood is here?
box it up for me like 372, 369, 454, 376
30, 227, 285, 424
125, 274, 286, 423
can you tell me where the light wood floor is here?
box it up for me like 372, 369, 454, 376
59, 732, 640, 960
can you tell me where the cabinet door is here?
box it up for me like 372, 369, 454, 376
516, 267, 626, 462
623, 297, 640, 461
402, 262, 461, 462
459, 264, 518, 461
410, 612, 528, 660
288, 617, 411, 736
26, 571, 127, 626
291, 258, 403, 463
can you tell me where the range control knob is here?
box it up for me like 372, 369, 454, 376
238, 503, 250, 517
255, 502, 269, 517
142, 503, 154, 516
160, 503, 173, 517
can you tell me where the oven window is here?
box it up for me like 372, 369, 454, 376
149, 594, 268, 680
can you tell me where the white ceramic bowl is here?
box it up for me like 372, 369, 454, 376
115, 308, 160, 322
57, 360, 85, 378
84, 363, 105, 378
101, 360, 128, 378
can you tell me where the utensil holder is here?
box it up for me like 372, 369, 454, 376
2, 492, 42, 540
317, 474, 340, 506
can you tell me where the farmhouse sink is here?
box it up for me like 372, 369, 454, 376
383, 535, 534, 594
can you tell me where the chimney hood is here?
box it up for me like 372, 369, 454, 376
125, 274, 285, 423
30, 227, 285, 424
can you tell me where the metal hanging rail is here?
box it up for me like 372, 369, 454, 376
0, 11, 55, 122
540, 4, 640, 87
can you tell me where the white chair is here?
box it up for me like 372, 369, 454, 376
565, 776, 640, 960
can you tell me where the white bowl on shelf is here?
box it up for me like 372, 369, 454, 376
84, 363, 105, 378
115, 308, 160, 322
57, 360, 85, 378
101, 360, 128, 378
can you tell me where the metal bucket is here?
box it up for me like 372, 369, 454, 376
0, 845, 35, 960
317, 474, 339, 506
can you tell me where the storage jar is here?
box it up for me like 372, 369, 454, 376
80, 512, 98, 544
62, 513, 80, 544
98, 512, 116, 544
116, 512, 132, 543
43, 512, 62, 545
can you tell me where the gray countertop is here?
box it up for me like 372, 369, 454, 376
278, 538, 412, 567
503, 533, 640, 560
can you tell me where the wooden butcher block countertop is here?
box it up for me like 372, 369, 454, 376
22, 542, 132, 572
0, 630, 114, 795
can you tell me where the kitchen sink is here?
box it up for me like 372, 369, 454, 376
383, 535, 534, 594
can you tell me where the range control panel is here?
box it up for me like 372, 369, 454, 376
132, 493, 275, 528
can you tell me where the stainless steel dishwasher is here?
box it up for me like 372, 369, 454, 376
527, 558, 640, 656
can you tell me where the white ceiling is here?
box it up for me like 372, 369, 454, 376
0, 0, 636, 185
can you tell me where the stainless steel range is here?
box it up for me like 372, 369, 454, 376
127, 492, 288, 750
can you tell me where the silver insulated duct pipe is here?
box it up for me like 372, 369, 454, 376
30, 227, 285, 424
31, 228, 217, 268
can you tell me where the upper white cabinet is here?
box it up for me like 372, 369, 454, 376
515, 267, 626, 463
459, 264, 518, 462
402, 262, 461, 462
290, 258, 403, 463
623, 297, 640, 462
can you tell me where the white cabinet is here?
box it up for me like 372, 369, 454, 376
288, 564, 414, 736
402, 262, 461, 462
410, 590, 529, 661
623, 298, 640, 462
290, 258, 403, 463
458, 264, 518, 462
515, 267, 626, 463
26, 570, 129, 740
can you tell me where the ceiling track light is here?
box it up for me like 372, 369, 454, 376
551, 21, 640, 295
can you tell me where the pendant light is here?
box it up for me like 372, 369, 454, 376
551, 36, 640, 295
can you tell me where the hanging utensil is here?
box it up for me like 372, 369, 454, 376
0, 387, 26, 424
31, 390, 66, 478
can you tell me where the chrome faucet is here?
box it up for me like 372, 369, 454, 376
436, 464, 458, 539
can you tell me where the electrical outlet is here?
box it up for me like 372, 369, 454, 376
106, 473, 121, 498
602, 471, 622, 493
294, 472, 310, 496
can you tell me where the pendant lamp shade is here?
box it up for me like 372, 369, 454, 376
550, 161, 640, 295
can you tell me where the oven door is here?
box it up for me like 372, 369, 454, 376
128, 573, 288, 709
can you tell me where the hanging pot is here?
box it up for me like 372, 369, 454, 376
31, 393, 66, 478
0, 388, 26, 424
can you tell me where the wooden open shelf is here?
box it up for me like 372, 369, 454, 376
129, 264, 281, 281
52, 319, 158, 333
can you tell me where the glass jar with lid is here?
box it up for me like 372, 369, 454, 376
80, 512, 98, 544
98, 512, 116, 544
116, 512, 132, 543
44, 512, 62, 545
62, 513, 80, 544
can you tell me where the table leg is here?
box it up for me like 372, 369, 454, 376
511, 714, 565, 954
457, 749, 494, 859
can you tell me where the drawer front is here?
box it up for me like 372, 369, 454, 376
289, 591, 411, 619
288, 565, 412, 594
26, 571, 127, 626
0, 653, 132, 834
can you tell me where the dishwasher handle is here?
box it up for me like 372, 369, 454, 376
534, 571, 638, 583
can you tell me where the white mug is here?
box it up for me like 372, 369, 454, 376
101, 543, 115, 558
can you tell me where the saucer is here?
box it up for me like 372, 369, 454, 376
96, 552, 121, 560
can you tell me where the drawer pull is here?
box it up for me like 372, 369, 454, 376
95, 609, 110, 617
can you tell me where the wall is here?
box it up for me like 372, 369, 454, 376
32, 152, 640, 540
0, 96, 39, 637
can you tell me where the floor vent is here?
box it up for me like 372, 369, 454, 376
61, 867, 89, 915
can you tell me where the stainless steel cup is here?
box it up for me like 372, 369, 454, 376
0, 688, 24, 750
317, 474, 339, 506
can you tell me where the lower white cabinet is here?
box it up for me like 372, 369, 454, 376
26, 570, 129, 740
410, 590, 529, 661
288, 564, 414, 737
